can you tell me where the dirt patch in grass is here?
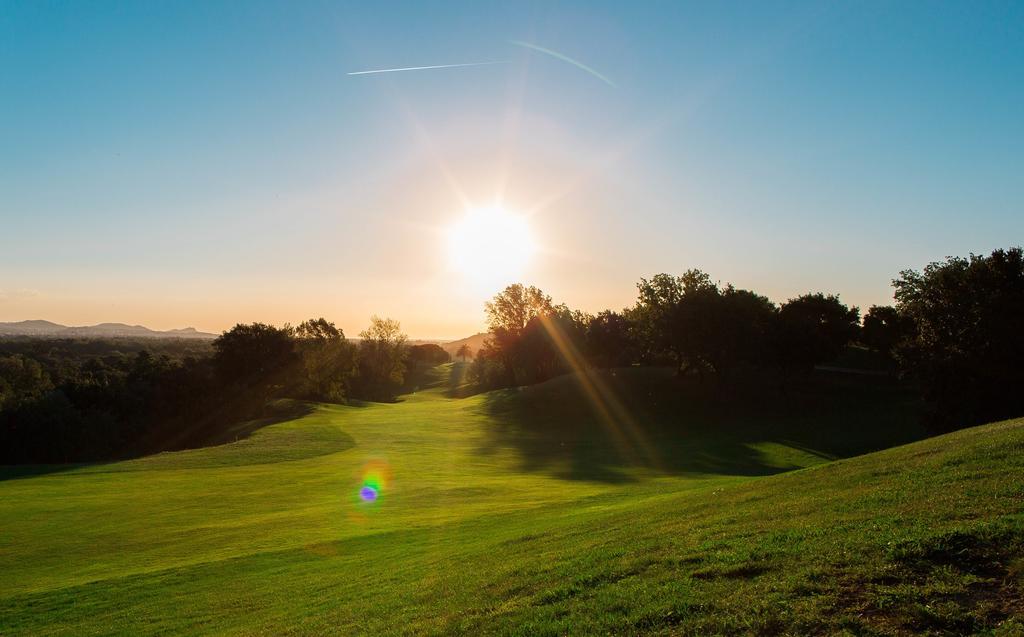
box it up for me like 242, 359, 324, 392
691, 562, 771, 580
826, 525, 1024, 635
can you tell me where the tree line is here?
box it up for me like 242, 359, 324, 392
468, 278, 860, 388
1, 246, 1021, 464
470, 247, 1024, 433
0, 316, 448, 463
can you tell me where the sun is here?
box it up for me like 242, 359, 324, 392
447, 206, 536, 289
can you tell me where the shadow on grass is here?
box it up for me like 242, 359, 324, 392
200, 399, 316, 445
445, 361, 478, 398
475, 367, 924, 483
0, 399, 321, 482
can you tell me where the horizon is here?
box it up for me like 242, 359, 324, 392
0, 317, 482, 341
3, 4, 1024, 633
3, 1, 1023, 338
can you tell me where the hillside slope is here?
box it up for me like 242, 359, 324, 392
0, 370, 1020, 635
441, 332, 490, 359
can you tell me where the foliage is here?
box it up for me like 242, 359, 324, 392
213, 323, 299, 399
474, 273, 863, 391
772, 293, 860, 376
473, 285, 591, 388
355, 316, 408, 401
0, 355, 52, 411
709, 286, 777, 374
0, 349, 221, 463
294, 319, 355, 403
0, 317, 411, 463
3, 245, 1023, 464
894, 247, 1024, 431
861, 304, 915, 358
629, 271, 783, 379
627, 272, 856, 384
584, 310, 638, 368
672, 282, 777, 379
484, 283, 554, 335
295, 318, 342, 340
630, 271, 705, 368
408, 343, 450, 368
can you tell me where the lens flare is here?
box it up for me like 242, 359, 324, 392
356, 459, 391, 506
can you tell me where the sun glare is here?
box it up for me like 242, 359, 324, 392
447, 206, 536, 289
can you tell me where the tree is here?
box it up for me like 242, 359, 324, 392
470, 285, 595, 387
585, 310, 638, 368
455, 343, 472, 362
0, 355, 52, 411
212, 323, 298, 403
356, 316, 408, 401
484, 284, 554, 336
294, 318, 354, 402
630, 273, 685, 368
893, 247, 1024, 431
407, 343, 450, 367
295, 317, 342, 340
861, 305, 914, 358
515, 305, 590, 384
634, 273, 777, 381
693, 286, 776, 379
773, 293, 859, 376
631, 270, 716, 371
479, 285, 556, 387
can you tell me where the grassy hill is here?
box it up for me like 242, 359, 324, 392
1, 366, 1021, 635
441, 332, 490, 359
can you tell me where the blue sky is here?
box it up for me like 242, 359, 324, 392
1, 1, 1022, 337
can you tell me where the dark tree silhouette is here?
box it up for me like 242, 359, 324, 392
213, 323, 299, 404
693, 286, 776, 379
0, 354, 52, 411
408, 343, 450, 367
631, 270, 721, 372
632, 271, 776, 380
471, 286, 595, 388
773, 293, 859, 376
894, 247, 1024, 431
294, 318, 354, 402
295, 317, 342, 340
355, 316, 407, 401
630, 273, 689, 370
585, 310, 637, 368
861, 305, 914, 359
475, 285, 556, 387
485, 284, 554, 336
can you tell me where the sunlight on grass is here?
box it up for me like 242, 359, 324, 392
0, 368, 1021, 635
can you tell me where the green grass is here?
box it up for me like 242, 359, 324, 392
1, 365, 1021, 635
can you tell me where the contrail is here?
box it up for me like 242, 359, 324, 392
510, 40, 615, 87
348, 61, 508, 76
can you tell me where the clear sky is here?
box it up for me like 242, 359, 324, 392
2, 1, 1022, 338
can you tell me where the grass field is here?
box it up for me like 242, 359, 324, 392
1, 365, 1022, 635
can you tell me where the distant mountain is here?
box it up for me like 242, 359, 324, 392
441, 332, 490, 359
0, 320, 217, 339
0, 319, 66, 335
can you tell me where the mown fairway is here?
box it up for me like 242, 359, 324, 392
1, 365, 1022, 635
